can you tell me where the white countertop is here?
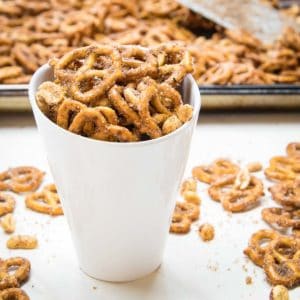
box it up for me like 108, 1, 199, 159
0, 112, 299, 300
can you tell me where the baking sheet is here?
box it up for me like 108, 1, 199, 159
1, 84, 300, 111
0, 113, 299, 300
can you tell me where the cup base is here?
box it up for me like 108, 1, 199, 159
80, 262, 162, 283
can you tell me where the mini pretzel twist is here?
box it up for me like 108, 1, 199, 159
286, 142, 300, 158
244, 229, 280, 267
192, 159, 240, 184
7, 235, 38, 250
0, 288, 29, 300
264, 156, 300, 182
261, 207, 300, 229
269, 179, 300, 209
221, 176, 264, 212
52, 45, 123, 104
0, 193, 15, 217
153, 42, 193, 86
169, 214, 191, 234
263, 236, 300, 288
173, 201, 200, 221
25, 184, 63, 216
0, 167, 44, 193
118, 45, 158, 81
208, 173, 264, 212
0, 257, 30, 290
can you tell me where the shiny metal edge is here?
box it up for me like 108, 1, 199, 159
1, 94, 300, 112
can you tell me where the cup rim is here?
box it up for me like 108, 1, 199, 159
29, 64, 201, 147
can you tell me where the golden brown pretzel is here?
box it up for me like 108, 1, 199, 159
192, 159, 240, 184
0, 257, 30, 290
173, 201, 200, 221
286, 142, 300, 157
263, 236, 300, 288
269, 179, 300, 209
53, 45, 122, 103
0, 288, 29, 300
0, 166, 44, 193
25, 184, 63, 216
169, 214, 191, 234
265, 156, 300, 182
261, 207, 300, 229
7, 235, 38, 250
244, 229, 279, 267
0, 193, 15, 217
153, 42, 193, 86
119, 45, 157, 81
221, 176, 264, 212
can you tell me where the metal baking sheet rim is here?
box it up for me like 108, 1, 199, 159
1, 85, 300, 111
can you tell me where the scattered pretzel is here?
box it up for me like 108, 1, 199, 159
269, 179, 300, 209
244, 229, 280, 267
0, 288, 29, 300
169, 214, 191, 234
173, 201, 200, 221
192, 159, 240, 184
264, 156, 300, 182
221, 176, 264, 212
0, 257, 30, 290
0, 193, 15, 217
263, 236, 300, 288
1, 214, 15, 234
286, 142, 300, 158
7, 235, 38, 250
25, 184, 63, 216
0, 166, 44, 193
262, 207, 300, 229
198, 223, 215, 241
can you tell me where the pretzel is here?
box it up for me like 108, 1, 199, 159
262, 207, 300, 229
246, 162, 263, 173
198, 223, 215, 241
0, 257, 30, 290
286, 142, 300, 157
173, 201, 199, 221
53, 45, 123, 103
169, 214, 191, 234
221, 176, 263, 212
265, 156, 300, 182
269, 179, 300, 209
0, 194, 15, 217
118, 45, 157, 81
0, 66, 22, 82
208, 174, 236, 202
183, 191, 201, 205
154, 42, 193, 86
1, 214, 15, 234
244, 229, 279, 267
180, 178, 197, 195
61, 11, 97, 38
0, 167, 44, 193
36, 81, 65, 121
25, 184, 63, 216
7, 235, 38, 250
263, 236, 300, 288
69, 107, 138, 142
0, 288, 29, 300
192, 159, 240, 184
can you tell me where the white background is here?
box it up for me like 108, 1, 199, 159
0, 112, 299, 300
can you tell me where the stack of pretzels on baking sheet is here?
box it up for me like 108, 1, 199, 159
244, 143, 300, 289
36, 43, 194, 142
1, 0, 300, 85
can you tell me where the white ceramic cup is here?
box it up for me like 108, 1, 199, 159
29, 64, 201, 282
